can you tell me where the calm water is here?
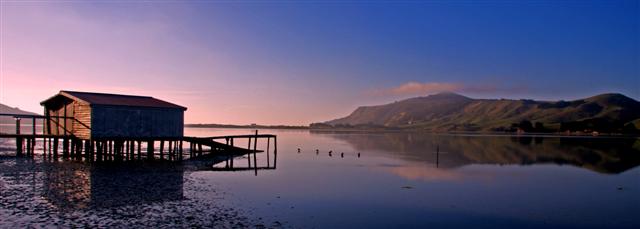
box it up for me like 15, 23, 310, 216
1, 128, 639, 228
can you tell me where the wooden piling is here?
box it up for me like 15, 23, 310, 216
77, 140, 83, 160
25, 137, 31, 155
125, 141, 130, 160
273, 136, 277, 168
253, 130, 258, 168
43, 137, 47, 156
147, 140, 154, 160
160, 141, 165, 160
178, 140, 183, 161
266, 137, 270, 167
84, 140, 91, 160
247, 137, 252, 166
96, 141, 102, 162
53, 138, 59, 159
137, 140, 141, 160
62, 139, 69, 157
168, 141, 173, 161
16, 137, 23, 156
108, 140, 113, 160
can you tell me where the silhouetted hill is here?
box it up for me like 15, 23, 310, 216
0, 103, 40, 124
323, 92, 640, 133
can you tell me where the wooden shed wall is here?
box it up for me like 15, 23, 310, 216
90, 105, 184, 138
45, 100, 91, 139
72, 102, 92, 139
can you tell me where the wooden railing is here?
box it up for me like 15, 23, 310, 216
0, 113, 85, 136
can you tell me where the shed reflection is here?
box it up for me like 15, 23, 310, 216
41, 149, 277, 210
43, 161, 184, 210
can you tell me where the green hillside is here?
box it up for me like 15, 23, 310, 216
324, 92, 640, 133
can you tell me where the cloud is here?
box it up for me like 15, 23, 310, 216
388, 82, 463, 95
371, 81, 527, 97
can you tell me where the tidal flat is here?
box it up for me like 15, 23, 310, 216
1, 128, 639, 228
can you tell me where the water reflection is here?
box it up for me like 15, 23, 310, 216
43, 161, 185, 210
189, 149, 277, 176
37, 150, 277, 210
318, 132, 640, 174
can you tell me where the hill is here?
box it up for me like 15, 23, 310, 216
0, 103, 40, 124
321, 92, 640, 133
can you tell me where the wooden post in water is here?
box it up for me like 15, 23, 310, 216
29, 138, 34, 156
168, 141, 173, 161
273, 136, 277, 169
178, 140, 183, 161
125, 141, 130, 160
25, 137, 31, 156
47, 138, 53, 156
77, 140, 83, 160
247, 137, 252, 167
120, 140, 125, 161
69, 139, 74, 158
130, 140, 135, 160
107, 140, 112, 161
86, 140, 92, 161
95, 141, 101, 162
43, 137, 47, 156
266, 137, 270, 167
113, 140, 118, 161
15, 117, 20, 135
128, 140, 132, 160
191, 141, 195, 157
253, 130, 258, 174
102, 140, 107, 161
15, 118, 23, 156
62, 139, 69, 157
101, 140, 106, 161
92, 141, 97, 161
137, 140, 141, 160
84, 140, 90, 160
230, 138, 234, 167
53, 138, 59, 159
171, 140, 175, 160
160, 140, 165, 160
147, 140, 154, 160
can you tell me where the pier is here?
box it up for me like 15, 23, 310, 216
1, 91, 278, 175
1, 113, 277, 167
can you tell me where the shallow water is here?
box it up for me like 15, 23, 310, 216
1, 128, 639, 228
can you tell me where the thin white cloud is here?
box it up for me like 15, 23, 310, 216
371, 81, 527, 97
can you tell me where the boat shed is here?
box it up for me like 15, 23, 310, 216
40, 91, 187, 140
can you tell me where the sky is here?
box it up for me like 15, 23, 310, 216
0, 0, 638, 125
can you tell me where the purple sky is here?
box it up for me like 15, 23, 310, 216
1, 1, 638, 125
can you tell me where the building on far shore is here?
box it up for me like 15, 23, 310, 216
40, 91, 187, 140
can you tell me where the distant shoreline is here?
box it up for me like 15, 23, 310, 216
185, 123, 309, 130
184, 124, 639, 138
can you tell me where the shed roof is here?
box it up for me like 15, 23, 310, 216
41, 91, 187, 110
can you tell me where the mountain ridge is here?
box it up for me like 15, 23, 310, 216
0, 103, 41, 124
323, 92, 640, 133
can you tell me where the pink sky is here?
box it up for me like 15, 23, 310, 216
0, 2, 369, 125
2, 2, 637, 125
